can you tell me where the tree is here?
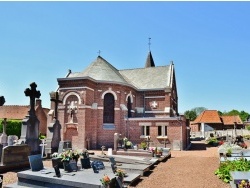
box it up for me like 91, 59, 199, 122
191, 107, 207, 116
184, 110, 197, 121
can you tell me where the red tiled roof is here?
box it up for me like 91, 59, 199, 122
193, 110, 222, 124
221, 115, 243, 125
0, 105, 29, 120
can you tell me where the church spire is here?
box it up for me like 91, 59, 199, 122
145, 37, 155, 68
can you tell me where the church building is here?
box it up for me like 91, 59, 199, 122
52, 51, 189, 150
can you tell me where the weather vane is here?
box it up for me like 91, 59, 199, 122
148, 37, 151, 51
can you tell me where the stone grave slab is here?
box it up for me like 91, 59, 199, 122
28, 154, 44, 171
4, 167, 141, 188
230, 171, 250, 184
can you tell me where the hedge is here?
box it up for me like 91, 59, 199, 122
0, 119, 22, 138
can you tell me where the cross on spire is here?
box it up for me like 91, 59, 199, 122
50, 91, 62, 120
24, 82, 41, 116
98, 50, 101, 56
148, 37, 151, 51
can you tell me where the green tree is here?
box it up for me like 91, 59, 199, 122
184, 110, 197, 121
191, 107, 207, 116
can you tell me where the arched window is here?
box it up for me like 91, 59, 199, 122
127, 96, 132, 118
103, 93, 115, 123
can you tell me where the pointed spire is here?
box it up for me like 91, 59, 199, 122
145, 51, 155, 68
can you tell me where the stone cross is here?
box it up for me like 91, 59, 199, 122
101, 146, 105, 155
161, 138, 169, 148
2, 118, 7, 135
50, 91, 62, 120
39, 139, 47, 158
0, 96, 5, 106
24, 82, 41, 116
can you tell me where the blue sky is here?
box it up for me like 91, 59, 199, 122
0, 2, 250, 114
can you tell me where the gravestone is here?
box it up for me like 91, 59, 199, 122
0, 144, 3, 162
23, 82, 41, 155
28, 154, 44, 171
46, 91, 62, 155
173, 140, 181, 151
58, 141, 72, 154
7, 135, 18, 146
114, 133, 120, 151
1, 145, 30, 166
0, 118, 8, 147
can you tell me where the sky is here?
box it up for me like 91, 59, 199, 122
0, 2, 250, 114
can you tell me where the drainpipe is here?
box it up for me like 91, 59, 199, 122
143, 91, 145, 117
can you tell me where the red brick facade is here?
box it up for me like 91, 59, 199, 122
54, 56, 189, 150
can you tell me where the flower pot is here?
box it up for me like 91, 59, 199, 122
81, 158, 91, 169
52, 158, 64, 169
63, 161, 72, 172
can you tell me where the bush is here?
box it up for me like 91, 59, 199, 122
0, 119, 22, 138
215, 158, 250, 183
246, 125, 250, 131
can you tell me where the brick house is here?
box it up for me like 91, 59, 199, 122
54, 52, 189, 150
0, 99, 49, 135
190, 110, 243, 137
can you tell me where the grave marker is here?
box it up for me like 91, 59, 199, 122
28, 154, 44, 171
23, 82, 41, 155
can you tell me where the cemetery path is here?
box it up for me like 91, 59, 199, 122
129, 140, 231, 188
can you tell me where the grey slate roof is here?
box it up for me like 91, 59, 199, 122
145, 51, 155, 68
66, 55, 174, 90
67, 56, 128, 85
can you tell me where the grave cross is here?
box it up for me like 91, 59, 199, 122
2, 118, 7, 135
50, 91, 62, 120
0, 96, 5, 106
161, 138, 169, 148
39, 139, 47, 158
24, 82, 41, 116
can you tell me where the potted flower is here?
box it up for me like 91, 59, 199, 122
115, 168, 126, 177
51, 152, 64, 169
140, 141, 147, 150
100, 174, 111, 188
80, 149, 91, 169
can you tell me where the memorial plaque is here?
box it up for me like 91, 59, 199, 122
28, 154, 44, 171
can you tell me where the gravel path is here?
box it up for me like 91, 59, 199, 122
2, 141, 231, 188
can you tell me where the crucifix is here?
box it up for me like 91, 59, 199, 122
24, 82, 41, 116
67, 101, 77, 123
0, 96, 5, 106
50, 91, 62, 120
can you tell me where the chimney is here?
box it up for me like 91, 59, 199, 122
36, 99, 42, 107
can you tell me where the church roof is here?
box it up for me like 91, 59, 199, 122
68, 56, 129, 85
145, 51, 155, 68
119, 65, 171, 90
65, 55, 175, 90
